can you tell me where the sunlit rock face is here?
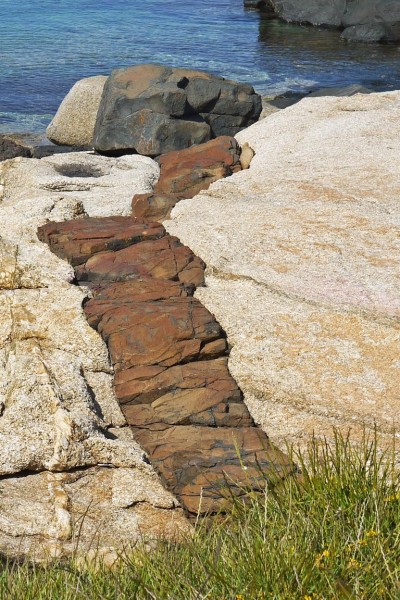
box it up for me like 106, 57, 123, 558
166, 91, 400, 455
0, 152, 189, 561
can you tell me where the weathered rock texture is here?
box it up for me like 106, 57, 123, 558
94, 64, 262, 156
0, 154, 188, 561
132, 136, 242, 221
0, 151, 159, 217
249, 0, 400, 42
166, 91, 400, 455
47, 75, 108, 148
39, 216, 292, 515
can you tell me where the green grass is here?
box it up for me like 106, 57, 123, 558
1, 432, 399, 600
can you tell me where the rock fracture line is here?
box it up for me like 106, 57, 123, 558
38, 215, 291, 516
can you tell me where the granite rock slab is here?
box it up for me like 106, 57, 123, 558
166, 91, 400, 454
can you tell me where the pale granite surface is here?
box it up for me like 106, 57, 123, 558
166, 91, 400, 453
0, 152, 188, 561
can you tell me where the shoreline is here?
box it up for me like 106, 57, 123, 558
0, 81, 391, 145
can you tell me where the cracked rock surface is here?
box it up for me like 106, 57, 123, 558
39, 216, 291, 515
0, 152, 188, 561
166, 91, 400, 454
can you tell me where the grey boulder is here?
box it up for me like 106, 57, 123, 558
253, 0, 400, 42
93, 64, 261, 156
0, 136, 31, 162
341, 22, 397, 42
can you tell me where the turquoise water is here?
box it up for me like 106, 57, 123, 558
1, 0, 400, 133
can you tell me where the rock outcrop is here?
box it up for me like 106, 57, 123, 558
94, 64, 261, 156
132, 136, 242, 221
166, 91, 400, 455
0, 151, 159, 217
249, 0, 400, 42
47, 75, 108, 148
39, 216, 291, 515
0, 135, 31, 162
0, 153, 188, 561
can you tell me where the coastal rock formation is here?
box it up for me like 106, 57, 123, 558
0, 151, 159, 217
47, 75, 108, 148
166, 90, 400, 453
0, 135, 31, 162
94, 64, 261, 156
250, 0, 400, 42
0, 154, 189, 560
341, 22, 396, 42
39, 216, 292, 515
132, 136, 242, 221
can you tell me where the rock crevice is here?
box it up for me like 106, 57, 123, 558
38, 216, 291, 516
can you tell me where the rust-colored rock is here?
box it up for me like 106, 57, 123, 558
133, 426, 292, 514
38, 216, 204, 286
93, 297, 227, 372
119, 358, 252, 429
38, 216, 165, 266
132, 136, 242, 221
40, 207, 291, 517
75, 235, 205, 286
115, 357, 237, 405
84, 277, 193, 328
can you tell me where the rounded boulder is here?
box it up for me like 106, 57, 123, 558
47, 75, 108, 148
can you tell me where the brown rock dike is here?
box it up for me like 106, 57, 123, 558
38, 141, 291, 517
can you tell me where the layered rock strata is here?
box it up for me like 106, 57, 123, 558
38, 217, 291, 515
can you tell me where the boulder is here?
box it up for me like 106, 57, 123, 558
132, 136, 242, 221
94, 64, 261, 156
0, 136, 31, 162
341, 22, 396, 42
244, 0, 275, 12
269, 0, 345, 26
166, 91, 400, 455
47, 75, 108, 148
254, 0, 400, 41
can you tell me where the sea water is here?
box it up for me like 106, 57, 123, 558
1, 0, 400, 133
